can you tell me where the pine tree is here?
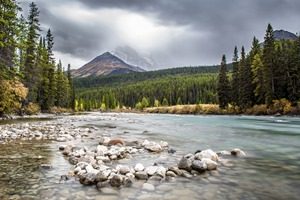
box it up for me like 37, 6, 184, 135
67, 64, 75, 109
16, 15, 28, 74
24, 2, 40, 102
55, 60, 64, 107
251, 53, 265, 103
262, 23, 275, 105
239, 46, 254, 109
217, 55, 230, 109
0, 0, 19, 76
231, 46, 239, 105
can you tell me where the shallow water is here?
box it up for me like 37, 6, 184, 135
0, 113, 300, 200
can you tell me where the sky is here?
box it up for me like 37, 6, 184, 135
19, 0, 300, 69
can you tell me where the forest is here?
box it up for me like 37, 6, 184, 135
74, 65, 223, 89
1, 1, 299, 116
76, 24, 300, 114
217, 24, 300, 114
0, 1, 74, 116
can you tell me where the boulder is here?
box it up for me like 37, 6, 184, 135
95, 171, 109, 182
231, 148, 246, 157
202, 158, 217, 170
62, 145, 73, 156
178, 154, 194, 171
123, 177, 133, 187
168, 166, 183, 176
117, 165, 131, 175
159, 141, 169, 148
108, 138, 125, 146
144, 142, 162, 153
110, 175, 123, 187
134, 163, 145, 172
145, 166, 158, 176
194, 149, 219, 162
135, 171, 148, 180
191, 160, 207, 172
79, 173, 97, 185
155, 166, 167, 178
166, 171, 177, 177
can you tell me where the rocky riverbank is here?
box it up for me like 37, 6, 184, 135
0, 113, 247, 199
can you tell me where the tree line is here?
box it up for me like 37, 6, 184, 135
0, 1, 74, 115
217, 24, 300, 110
74, 64, 225, 89
75, 74, 217, 111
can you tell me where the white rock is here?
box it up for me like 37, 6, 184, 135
159, 141, 169, 148
145, 166, 158, 176
117, 165, 131, 175
231, 148, 246, 157
195, 149, 219, 162
155, 166, 167, 178
144, 142, 162, 153
134, 163, 145, 172
202, 158, 218, 170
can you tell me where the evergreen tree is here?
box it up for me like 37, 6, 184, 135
24, 2, 40, 102
262, 23, 275, 105
239, 46, 254, 109
67, 64, 75, 109
55, 60, 65, 107
0, 0, 19, 76
231, 46, 239, 105
16, 15, 28, 74
251, 53, 265, 103
217, 55, 230, 109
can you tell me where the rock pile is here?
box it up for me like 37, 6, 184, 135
60, 137, 246, 190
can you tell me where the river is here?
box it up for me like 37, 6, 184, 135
0, 113, 300, 200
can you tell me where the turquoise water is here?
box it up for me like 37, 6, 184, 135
0, 113, 300, 199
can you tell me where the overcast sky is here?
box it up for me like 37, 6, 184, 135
19, 0, 300, 69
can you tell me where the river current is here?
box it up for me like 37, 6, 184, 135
0, 113, 299, 200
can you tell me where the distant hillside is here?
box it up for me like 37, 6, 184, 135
72, 52, 145, 78
73, 64, 228, 89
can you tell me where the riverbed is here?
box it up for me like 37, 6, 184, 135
0, 113, 300, 200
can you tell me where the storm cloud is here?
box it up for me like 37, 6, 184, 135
19, 0, 300, 69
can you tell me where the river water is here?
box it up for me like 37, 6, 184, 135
0, 113, 300, 200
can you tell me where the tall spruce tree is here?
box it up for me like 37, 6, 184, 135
239, 46, 254, 109
67, 64, 75, 109
0, 0, 19, 76
262, 23, 275, 105
24, 2, 40, 102
231, 46, 239, 105
251, 53, 265, 103
217, 55, 230, 109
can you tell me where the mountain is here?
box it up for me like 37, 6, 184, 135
72, 52, 145, 78
273, 30, 298, 40
112, 46, 159, 70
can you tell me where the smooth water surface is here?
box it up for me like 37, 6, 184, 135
0, 113, 300, 200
